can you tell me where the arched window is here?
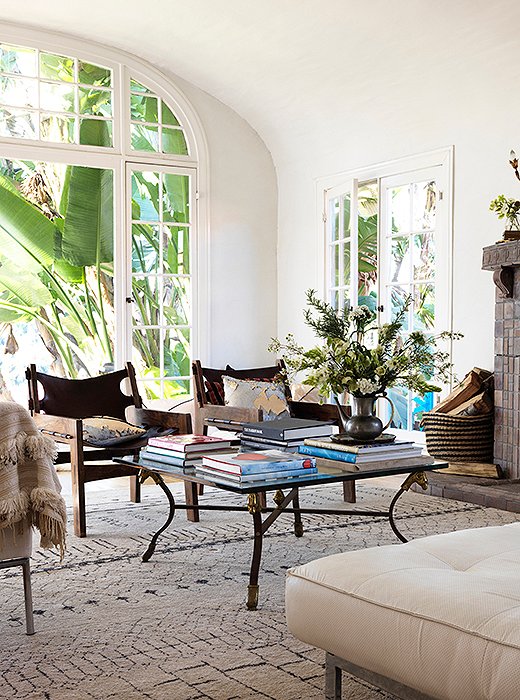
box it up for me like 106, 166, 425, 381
0, 28, 207, 404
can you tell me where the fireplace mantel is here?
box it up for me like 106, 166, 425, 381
482, 240, 520, 298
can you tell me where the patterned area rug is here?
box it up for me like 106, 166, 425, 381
2, 481, 520, 700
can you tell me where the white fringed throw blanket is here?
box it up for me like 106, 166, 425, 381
0, 402, 66, 558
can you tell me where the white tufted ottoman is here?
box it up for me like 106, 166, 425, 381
286, 523, 520, 700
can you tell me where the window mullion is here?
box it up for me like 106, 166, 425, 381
350, 178, 359, 308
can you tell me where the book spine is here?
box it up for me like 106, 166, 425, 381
298, 445, 357, 463
242, 425, 285, 439
304, 438, 413, 454
201, 455, 316, 475
240, 439, 300, 452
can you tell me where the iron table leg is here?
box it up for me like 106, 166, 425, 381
388, 471, 429, 543
247, 493, 263, 610
141, 469, 176, 562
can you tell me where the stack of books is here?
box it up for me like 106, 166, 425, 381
240, 417, 335, 452
140, 434, 234, 471
198, 449, 318, 484
298, 437, 434, 472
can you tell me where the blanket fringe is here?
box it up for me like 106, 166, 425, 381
30, 487, 67, 561
0, 432, 57, 470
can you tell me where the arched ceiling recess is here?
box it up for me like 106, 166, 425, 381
0, 1, 519, 168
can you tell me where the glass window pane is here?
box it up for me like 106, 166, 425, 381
163, 327, 190, 379
331, 244, 339, 287
40, 81, 75, 113
163, 225, 190, 274
387, 386, 409, 429
132, 276, 160, 326
162, 127, 188, 155
390, 236, 410, 284
413, 283, 435, 331
133, 328, 161, 369
130, 94, 158, 123
163, 277, 190, 326
413, 391, 434, 430
413, 232, 435, 281
0, 76, 38, 108
78, 61, 111, 87
39, 52, 74, 82
331, 198, 339, 241
130, 78, 152, 93
79, 118, 113, 147
40, 113, 75, 142
389, 285, 410, 331
162, 103, 180, 126
132, 224, 160, 273
342, 194, 351, 238
131, 171, 160, 221
0, 108, 37, 139
0, 44, 37, 76
163, 174, 190, 223
343, 240, 351, 287
78, 87, 111, 116
131, 123, 159, 151
389, 185, 410, 234
413, 180, 436, 230
330, 288, 339, 310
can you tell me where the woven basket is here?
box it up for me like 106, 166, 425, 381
420, 412, 494, 463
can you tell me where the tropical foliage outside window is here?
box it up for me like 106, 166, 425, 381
0, 40, 196, 403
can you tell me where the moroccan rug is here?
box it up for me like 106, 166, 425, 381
2, 481, 520, 700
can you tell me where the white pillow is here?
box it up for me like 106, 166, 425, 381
222, 376, 290, 421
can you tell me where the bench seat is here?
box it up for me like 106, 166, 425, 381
286, 522, 520, 700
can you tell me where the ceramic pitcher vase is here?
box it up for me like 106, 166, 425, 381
336, 395, 394, 442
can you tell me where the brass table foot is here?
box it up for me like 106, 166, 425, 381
247, 584, 259, 610
401, 471, 428, 491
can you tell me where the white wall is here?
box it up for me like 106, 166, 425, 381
172, 76, 278, 370
276, 42, 519, 380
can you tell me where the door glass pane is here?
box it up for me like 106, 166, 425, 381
132, 224, 160, 273
132, 171, 160, 221
390, 236, 410, 284
413, 180, 436, 230
163, 225, 190, 274
413, 232, 434, 280
413, 284, 435, 331
163, 277, 190, 326
389, 185, 410, 234
163, 173, 190, 223
163, 327, 190, 378
0, 157, 114, 402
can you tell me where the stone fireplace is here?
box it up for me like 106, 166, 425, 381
482, 240, 520, 479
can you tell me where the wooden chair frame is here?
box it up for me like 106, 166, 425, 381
27, 362, 194, 537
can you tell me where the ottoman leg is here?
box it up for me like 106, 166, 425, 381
325, 653, 341, 700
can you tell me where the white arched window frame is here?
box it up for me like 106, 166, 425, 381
0, 22, 210, 398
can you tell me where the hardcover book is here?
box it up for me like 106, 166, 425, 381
298, 444, 424, 463
241, 417, 334, 440
315, 454, 435, 473
201, 449, 316, 475
197, 464, 318, 483
304, 437, 415, 455
147, 434, 233, 453
140, 448, 202, 467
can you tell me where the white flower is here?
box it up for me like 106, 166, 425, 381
357, 378, 380, 395
351, 305, 370, 320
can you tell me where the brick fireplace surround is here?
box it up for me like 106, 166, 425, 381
418, 240, 520, 513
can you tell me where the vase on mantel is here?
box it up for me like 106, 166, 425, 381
335, 395, 394, 442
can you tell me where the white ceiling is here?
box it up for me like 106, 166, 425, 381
0, 0, 518, 166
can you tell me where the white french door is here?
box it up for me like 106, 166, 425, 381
124, 162, 197, 400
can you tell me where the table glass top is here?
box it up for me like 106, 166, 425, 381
115, 455, 448, 494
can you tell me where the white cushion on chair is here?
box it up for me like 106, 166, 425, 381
0, 518, 33, 560
286, 522, 520, 700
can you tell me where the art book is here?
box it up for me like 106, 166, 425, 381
201, 449, 316, 475
197, 464, 318, 483
298, 444, 424, 463
241, 417, 335, 440
303, 437, 416, 455
147, 434, 233, 453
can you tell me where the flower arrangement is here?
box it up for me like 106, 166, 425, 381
489, 194, 520, 231
489, 150, 520, 233
268, 290, 458, 400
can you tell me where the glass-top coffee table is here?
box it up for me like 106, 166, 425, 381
114, 455, 447, 610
